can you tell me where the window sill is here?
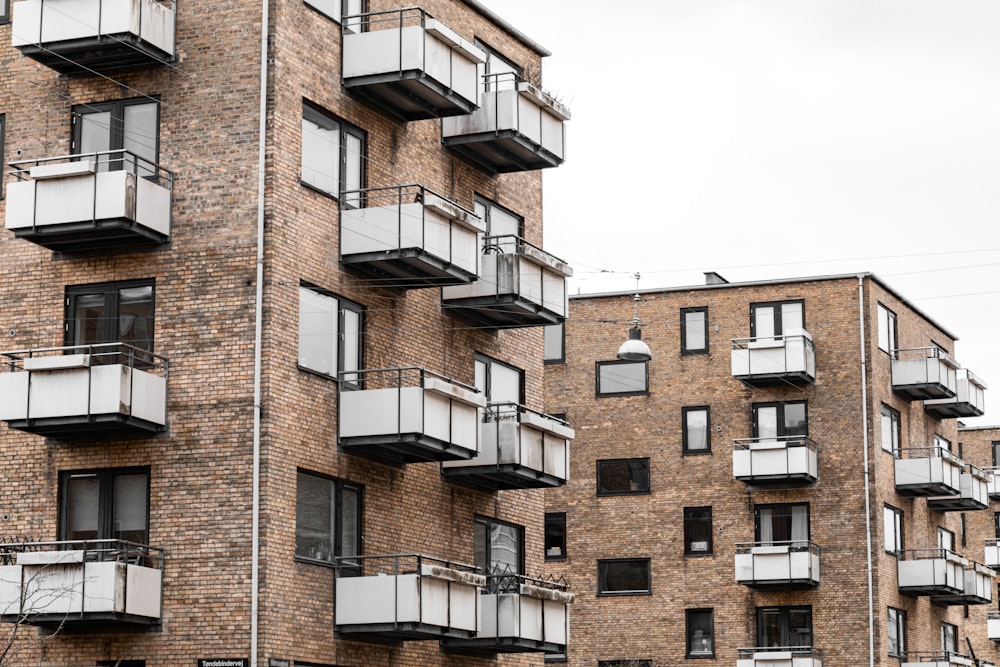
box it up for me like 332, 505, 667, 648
680, 350, 709, 356
597, 489, 651, 497
297, 364, 339, 382
596, 391, 650, 398
299, 179, 340, 201
294, 555, 336, 569
596, 590, 652, 597
682, 449, 712, 456
684, 552, 714, 558
685, 653, 715, 659
545, 555, 567, 563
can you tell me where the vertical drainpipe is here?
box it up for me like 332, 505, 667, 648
858, 274, 875, 667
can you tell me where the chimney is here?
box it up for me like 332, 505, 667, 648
704, 272, 729, 285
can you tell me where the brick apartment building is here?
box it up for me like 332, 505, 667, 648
0, 0, 575, 664
543, 272, 995, 667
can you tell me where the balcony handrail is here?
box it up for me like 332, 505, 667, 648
893, 346, 959, 367
482, 233, 568, 264
987, 537, 1000, 547
8, 150, 173, 189
333, 552, 479, 578
957, 367, 989, 388
736, 646, 822, 659
0, 342, 167, 375
343, 6, 428, 32
896, 445, 964, 465
0, 538, 164, 569
897, 547, 967, 564
730, 332, 815, 350
482, 564, 569, 595
336, 366, 477, 394
484, 401, 569, 427
966, 462, 990, 480
734, 540, 820, 555
902, 650, 972, 663
338, 183, 477, 219
479, 72, 570, 119
733, 436, 817, 450
990, 610, 1000, 620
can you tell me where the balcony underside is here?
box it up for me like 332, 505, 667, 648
335, 622, 477, 645
339, 433, 476, 466
344, 71, 478, 121
930, 593, 992, 606
11, 218, 169, 253
736, 472, 817, 486
442, 637, 566, 657
0, 610, 159, 630
442, 464, 566, 491
923, 401, 984, 419
900, 584, 964, 597
341, 249, 476, 288
926, 496, 987, 511
16, 36, 173, 75
893, 383, 955, 401
442, 295, 564, 329
895, 482, 960, 498
739, 578, 819, 591
6, 413, 165, 439
442, 131, 563, 174
733, 371, 814, 388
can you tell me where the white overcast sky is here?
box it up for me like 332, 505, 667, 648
481, 0, 1000, 427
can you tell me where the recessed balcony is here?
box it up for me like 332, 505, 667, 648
0, 540, 163, 628
340, 185, 484, 287
736, 647, 823, 667
442, 572, 573, 656
0, 343, 168, 439
986, 538, 1000, 569
441, 236, 571, 328
926, 464, 990, 511
989, 611, 1000, 641
929, 561, 995, 606
11, 0, 175, 74
337, 367, 485, 465
334, 554, 484, 644
442, 73, 569, 173
901, 652, 975, 667
342, 8, 485, 120
731, 331, 815, 387
734, 541, 820, 590
924, 369, 987, 418
6, 152, 172, 253
894, 446, 964, 497
892, 347, 958, 401
733, 437, 818, 486
897, 548, 966, 597
442, 402, 572, 491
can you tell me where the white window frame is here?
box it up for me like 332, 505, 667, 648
880, 404, 901, 456
297, 284, 363, 381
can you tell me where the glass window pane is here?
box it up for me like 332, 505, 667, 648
296, 472, 333, 560
72, 293, 107, 346
599, 560, 649, 594
123, 102, 158, 175
491, 362, 521, 405
80, 111, 112, 155
685, 408, 708, 451
781, 302, 803, 333
489, 523, 520, 574
755, 406, 778, 440
788, 608, 812, 645
66, 477, 100, 541
597, 459, 649, 494
753, 306, 775, 339
545, 513, 565, 559
298, 287, 338, 376
301, 109, 340, 196
488, 206, 520, 238
544, 324, 564, 361
758, 609, 782, 647
687, 610, 713, 656
784, 403, 807, 437
683, 310, 706, 352
342, 132, 363, 207
598, 361, 646, 394
113, 473, 148, 544
340, 486, 359, 560
118, 285, 154, 351
341, 308, 361, 381
473, 521, 487, 572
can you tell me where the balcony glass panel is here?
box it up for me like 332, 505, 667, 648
730, 332, 815, 387
924, 369, 987, 418
891, 347, 959, 400
736, 647, 822, 667
927, 464, 990, 511
734, 541, 820, 589
733, 437, 818, 485
897, 548, 966, 596
894, 446, 964, 497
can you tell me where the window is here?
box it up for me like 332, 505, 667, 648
304, 0, 363, 28
681, 307, 709, 354
887, 607, 906, 657
475, 516, 523, 578
596, 360, 648, 396
301, 102, 365, 203
884, 505, 903, 554
295, 470, 361, 567
476, 195, 523, 239
297, 284, 362, 380
0, 0, 8, 23
476, 354, 524, 413
992, 441, 1000, 466
476, 41, 521, 92
750, 300, 804, 338
682, 406, 710, 454
597, 458, 650, 495
755, 503, 809, 544
940, 622, 957, 652
878, 303, 897, 354
880, 404, 901, 456
995, 512, 1000, 539
686, 608, 715, 658
933, 434, 951, 452
66, 280, 155, 354
544, 323, 565, 363
753, 401, 807, 440
757, 606, 812, 648
597, 558, 650, 596
60, 468, 149, 545
545, 512, 566, 560
937, 526, 955, 552
684, 507, 712, 555
73, 99, 159, 176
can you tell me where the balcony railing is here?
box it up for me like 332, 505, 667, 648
989, 610, 1000, 642
736, 646, 823, 667
338, 367, 485, 465
442, 402, 572, 490
339, 185, 484, 287
442, 72, 570, 173
6, 151, 172, 252
441, 235, 572, 328
342, 8, 485, 120
894, 446, 964, 497
0, 539, 163, 627
733, 437, 818, 485
926, 463, 990, 511
901, 651, 975, 667
11, 0, 176, 73
928, 561, 995, 605
897, 548, 966, 597
334, 553, 484, 643
734, 541, 820, 589
924, 369, 987, 418
892, 347, 959, 401
730, 331, 815, 387
0, 343, 168, 438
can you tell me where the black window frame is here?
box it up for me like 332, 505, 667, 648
59, 467, 151, 545
303, 0, 364, 24
597, 558, 651, 596
940, 621, 957, 652
887, 607, 906, 658
752, 401, 808, 440
474, 515, 525, 579
884, 504, 903, 555
686, 608, 715, 658
683, 506, 713, 556
65, 279, 156, 354
475, 353, 525, 409
994, 512, 1000, 539
0, 0, 9, 24
300, 101, 366, 203
749, 299, 804, 338
682, 405, 711, 455
544, 323, 565, 364
878, 303, 897, 354
71, 97, 161, 168
595, 360, 649, 397
992, 441, 1000, 467
294, 468, 363, 569
596, 458, 650, 496
544, 512, 566, 561
0, 114, 5, 198
297, 282, 364, 382
681, 306, 709, 355
880, 404, 901, 456
756, 605, 813, 648
475, 194, 524, 239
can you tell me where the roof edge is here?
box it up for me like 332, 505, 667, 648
461, 0, 552, 57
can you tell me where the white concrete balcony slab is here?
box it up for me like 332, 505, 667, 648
989, 611, 1000, 641
11, 0, 175, 73
894, 446, 964, 497
924, 369, 987, 418
736, 647, 822, 667
892, 347, 959, 400
5, 152, 171, 252
986, 539, 1000, 569
334, 554, 484, 643
901, 652, 974, 667
442, 403, 572, 490
730, 332, 815, 387
927, 464, 990, 511
342, 8, 484, 120
931, 561, 995, 605
0, 343, 167, 439
0, 540, 163, 628
441, 236, 572, 328
733, 437, 818, 485
338, 367, 485, 465
442, 73, 569, 173
897, 548, 966, 597
340, 185, 484, 287
734, 542, 820, 589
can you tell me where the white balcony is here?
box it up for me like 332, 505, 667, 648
734, 542, 820, 589
340, 185, 484, 287
730, 332, 815, 387
442, 403, 572, 490
924, 369, 987, 418
927, 464, 990, 511
338, 367, 485, 465
342, 8, 485, 120
442, 73, 569, 173
892, 347, 959, 401
901, 652, 974, 667
334, 554, 484, 643
987, 539, 1000, 569
930, 561, 995, 605
736, 647, 822, 667
441, 236, 572, 328
733, 437, 818, 485
989, 611, 1000, 641
11, 0, 175, 73
894, 446, 964, 497
988, 468, 1000, 499
897, 548, 966, 597
0, 344, 167, 439
0, 540, 162, 628
6, 152, 172, 252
